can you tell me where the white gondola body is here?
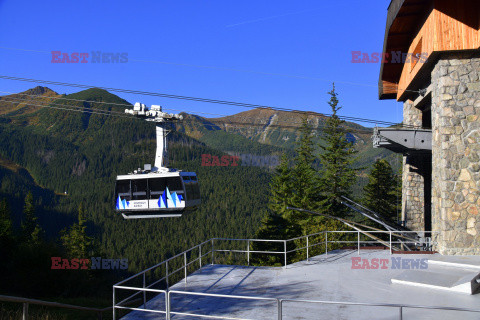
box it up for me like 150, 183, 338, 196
115, 171, 200, 219
115, 103, 200, 219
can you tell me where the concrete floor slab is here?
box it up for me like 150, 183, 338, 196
121, 250, 480, 320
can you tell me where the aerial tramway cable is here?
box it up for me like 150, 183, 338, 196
0, 96, 377, 135
0, 75, 414, 128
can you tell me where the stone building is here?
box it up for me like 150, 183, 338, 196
374, 0, 480, 254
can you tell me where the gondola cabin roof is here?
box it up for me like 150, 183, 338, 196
379, 0, 480, 101
116, 171, 197, 180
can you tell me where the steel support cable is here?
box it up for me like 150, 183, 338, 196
0, 98, 136, 119
0, 46, 425, 95
1, 95, 129, 117
2, 96, 374, 134
0, 91, 375, 132
0, 75, 412, 128
286, 206, 401, 251
341, 196, 413, 233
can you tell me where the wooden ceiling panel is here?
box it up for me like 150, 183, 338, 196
379, 0, 433, 99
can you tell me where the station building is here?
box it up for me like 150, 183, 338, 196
374, 0, 480, 254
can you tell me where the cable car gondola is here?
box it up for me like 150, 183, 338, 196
114, 103, 201, 219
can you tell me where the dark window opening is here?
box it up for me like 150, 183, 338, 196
115, 180, 131, 201
422, 108, 431, 129
192, 183, 200, 200
149, 178, 166, 199
132, 179, 147, 200
166, 177, 183, 192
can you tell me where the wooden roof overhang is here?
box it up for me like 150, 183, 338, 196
380, 0, 480, 102
379, 0, 433, 100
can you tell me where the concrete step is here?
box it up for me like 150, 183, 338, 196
391, 263, 480, 294
428, 256, 480, 270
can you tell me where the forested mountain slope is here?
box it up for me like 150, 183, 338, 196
0, 87, 270, 276
0, 86, 398, 277
176, 106, 399, 170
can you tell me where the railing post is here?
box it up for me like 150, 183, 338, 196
199, 244, 202, 268
143, 272, 147, 308
247, 240, 250, 266
325, 232, 328, 256
399, 306, 403, 320
284, 240, 287, 269
166, 261, 169, 290
166, 290, 171, 320
112, 287, 116, 320
277, 299, 282, 320
390, 231, 393, 255
184, 252, 187, 283
211, 239, 215, 265
357, 231, 360, 254
22, 302, 28, 320
306, 236, 309, 261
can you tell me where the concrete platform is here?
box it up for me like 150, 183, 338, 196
391, 267, 480, 294
391, 256, 480, 294
428, 255, 480, 270
121, 250, 480, 320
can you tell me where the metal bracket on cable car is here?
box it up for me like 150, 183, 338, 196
125, 103, 183, 122
125, 103, 183, 173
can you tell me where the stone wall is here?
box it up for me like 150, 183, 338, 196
431, 53, 480, 255
402, 155, 429, 231
402, 101, 426, 231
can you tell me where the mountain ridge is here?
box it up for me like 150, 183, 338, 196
0, 86, 398, 170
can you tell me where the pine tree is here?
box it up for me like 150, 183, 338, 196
290, 118, 320, 219
318, 84, 358, 218
268, 153, 292, 217
363, 159, 401, 222
259, 121, 321, 264
21, 192, 42, 243
0, 198, 13, 243
61, 205, 93, 258
250, 212, 301, 266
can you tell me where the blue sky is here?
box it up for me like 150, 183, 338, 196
0, 0, 402, 126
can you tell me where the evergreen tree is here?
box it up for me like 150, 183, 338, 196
0, 198, 13, 288
61, 205, 93, 258
0, 198, 13, 243
259, 121, 321, 264
268, 153, 292, 217
267, 119, 320, 228
21, 192, 42, 243
290, 118, 320, 221
250, 212, 301, 265
363, 159, 401, 222
318, 84, 358, 218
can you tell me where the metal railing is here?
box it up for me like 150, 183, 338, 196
113, 287, 480, 320
113, 239, 213, 318
113, 230, 442, 320
0, 294, 112, 320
